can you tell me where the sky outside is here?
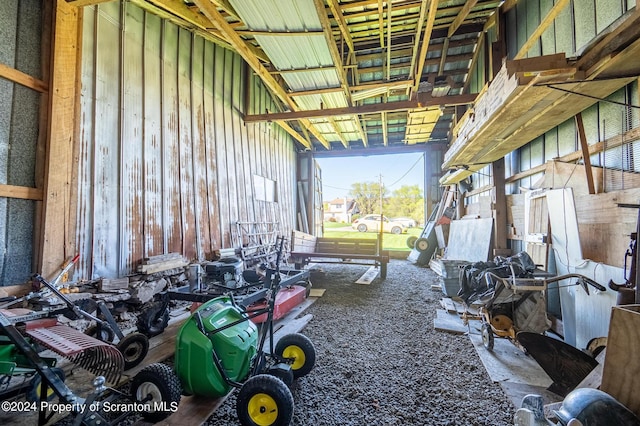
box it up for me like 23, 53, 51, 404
316, 152, 426, 202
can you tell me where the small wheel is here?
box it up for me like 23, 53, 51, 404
274, 333, 316, 379
138, 302, 170, 337
86, 324, 115, 343
26, 367, 65, 403
380, 262, 388, 280
357, 224, 367, 232
391, 226, 402, 235
117, 332, 149, 370
415, 238, 429, 253
481, 323, 494, 351
236, 374, 294, 426
131, 363, 182, 422
406, 236, 418, 249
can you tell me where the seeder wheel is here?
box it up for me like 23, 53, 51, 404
236, 374, 293, 426
274, 333, 316, 379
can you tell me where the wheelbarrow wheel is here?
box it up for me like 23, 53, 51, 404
26, 367, 66, 403
481, 323, 494, 351
131, 363, 181, 422
274, 333, 316, 379
117, 332, 149, 370
415, 238, 429, 252
236, 374, 293, 426
406, 236, 418, 249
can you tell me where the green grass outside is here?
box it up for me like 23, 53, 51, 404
322, 223, 423, 251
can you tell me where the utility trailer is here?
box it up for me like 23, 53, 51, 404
289, 230, 390, 279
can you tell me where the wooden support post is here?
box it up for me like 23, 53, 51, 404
40, 0, 80, 277
492, 158, 509, 255
575, 113, 596, 194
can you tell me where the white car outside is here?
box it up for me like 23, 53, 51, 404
351, 214, 406, 234
392, 217, 417, 228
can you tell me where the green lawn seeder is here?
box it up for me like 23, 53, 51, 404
131, 236, 317, 426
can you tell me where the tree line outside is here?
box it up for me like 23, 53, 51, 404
348, 182, 424, 224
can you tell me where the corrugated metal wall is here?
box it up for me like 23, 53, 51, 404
0, 0, 42, 286
76, 2, 296, 279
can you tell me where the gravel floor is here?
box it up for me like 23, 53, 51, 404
207, 259, 514, 426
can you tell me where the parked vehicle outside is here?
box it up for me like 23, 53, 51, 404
392, 217, 417, 228
352, 214, 407, 234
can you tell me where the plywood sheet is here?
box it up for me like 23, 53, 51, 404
444, 218, 493, 261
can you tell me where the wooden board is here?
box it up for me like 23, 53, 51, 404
601, 305, 640, 418
444, 218, 493, 262
355, 266, 378, 284
309, 288, 326, 297
433, 309, 467, 334
291, 230, 317, 254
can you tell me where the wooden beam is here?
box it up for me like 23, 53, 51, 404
378, 0, 384, 48
192, 0, 330, 149
274, 120, 312, 150
244, 93, 477, 122
504, 127, 640, 183
448, 0, 479, 37
41, 0, 80, 278
327, 0, 354, 53
575, 113, 595, 194
0, 184, 44, 200
412, 0, 440, 95
0, 62, 48, 92
492, 158, 507, 251
313, 0, 364, 147
381, 111, 388, 146
65, 0, 111, 5
463, 31, 484, 93
514, 0, 569, 59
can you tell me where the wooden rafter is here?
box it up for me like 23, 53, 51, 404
244, 93, 477, 122
514, 0, 569, 59
327, 0, 355, 53
276, 120, 312, 150
448, 0, 479, 37
411, 0, 440, 95
408, 0, 428, 82
0, 63, 48, 92
462, 31, 485, 93
192, 0, 330, 149
378, 0, 384, 48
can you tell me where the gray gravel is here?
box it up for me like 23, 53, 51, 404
207, 259, 514, 426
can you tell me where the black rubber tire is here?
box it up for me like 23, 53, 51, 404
274, 333, 316, 379
131, 363, 182, 422
137, 303, 170, 337
481, 323, 494, 351
357, 224, 367, 232
236, 374, 294, 426
380, 262, 388, 280
415, 238, 429, 253
391, 226, 402, 235
406, 236, 418, 249
85, 324, 115, 343
26, 367, 65, 403
117, 332, 149, 370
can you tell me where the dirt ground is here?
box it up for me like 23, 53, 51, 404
207, 259, 514, 426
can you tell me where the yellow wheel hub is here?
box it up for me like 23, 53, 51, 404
248, 393, 278, 426
283, 345, 305, 370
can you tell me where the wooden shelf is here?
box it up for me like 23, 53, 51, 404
440, 11, 640, 185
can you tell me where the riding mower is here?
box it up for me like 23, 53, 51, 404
131, 237, 316, 426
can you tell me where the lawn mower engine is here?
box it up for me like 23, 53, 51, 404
174, 296, 258, 398
204, 257, 244, 289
